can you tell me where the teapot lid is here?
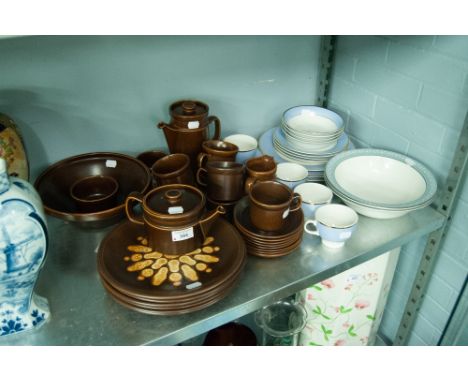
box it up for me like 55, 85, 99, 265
169, 100, 209, 118
144, 184, 204, 224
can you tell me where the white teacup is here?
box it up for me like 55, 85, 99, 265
276, 162, 308, 190
304, 204, 358, 249
294, 182, 333, 219
224, 134, 258, 163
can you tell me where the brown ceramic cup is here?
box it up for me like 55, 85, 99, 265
70, 175, 119, 213
151, 153, 194, 186
125, 184, 225, 255
196, 161, 245, 202
136, 150, 167, 169
197, 140, 239, 168
244, 155, 277, 193
248, 180, 302, 232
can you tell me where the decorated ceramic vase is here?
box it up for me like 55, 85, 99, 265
0, 158, 49, 337
0, 112, 29, 181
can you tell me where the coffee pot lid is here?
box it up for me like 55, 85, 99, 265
170, 100, 209, 118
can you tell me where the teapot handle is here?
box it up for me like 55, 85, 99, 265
207, 115, 221, 140
125, 191, 145, 225
198, 205, 226, 239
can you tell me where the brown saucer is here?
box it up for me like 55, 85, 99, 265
245, 236, 302, 258
35, 152, 151, 227
97, 218, 246, 303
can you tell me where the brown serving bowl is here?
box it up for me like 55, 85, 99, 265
35, 152, 152, 228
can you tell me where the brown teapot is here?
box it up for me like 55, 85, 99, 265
125, 184, 225, 255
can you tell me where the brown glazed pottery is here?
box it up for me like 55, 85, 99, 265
197, 140, 239, 168
248, 180, 302, 232
70, 175, 119, 213
96, 218, 247, 315
196, 161, 245, 202
136, 150, 167, 169
151, 153, 194, 186
233, 196, 304, 258
206, 196, 237, 223
34, 152, 152, 227
125, 184, 225, 255
203, 322, 257, 346
244, 155, 277, 193
167, 100, 220, 131
158, 100, 221, 170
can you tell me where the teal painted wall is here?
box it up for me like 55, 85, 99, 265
328, 35, 468, 345
0, 36, 320, 179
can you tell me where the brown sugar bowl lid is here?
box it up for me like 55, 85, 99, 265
170, 100, 209, 121
142, 184, 205, 227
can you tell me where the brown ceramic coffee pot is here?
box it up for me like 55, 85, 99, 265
125, 184, 225, 255
157, 100, 221, 170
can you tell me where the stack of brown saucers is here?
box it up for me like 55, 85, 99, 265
233, 196, 304, 258
97, 215, 246, 315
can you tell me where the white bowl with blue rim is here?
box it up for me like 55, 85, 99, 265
304, 203, 358, 248
224, 134, 258, 163
294, 182, 333, 219
276, 162, 308, 189
282, 105, 344, 137
325, 148, 438, 219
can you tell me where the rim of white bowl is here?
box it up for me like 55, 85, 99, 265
224, 134, 258, 152
324, 149, 438, 209
294, 182, 333, 204
281, 105, 344, 136
276, 162, 308, 181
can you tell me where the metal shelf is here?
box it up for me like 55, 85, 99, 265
0, 206, 444, 346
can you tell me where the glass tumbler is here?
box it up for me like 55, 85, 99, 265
254, 299, 308, 346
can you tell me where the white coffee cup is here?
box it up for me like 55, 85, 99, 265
276, 162, 308, 189
304, 204, 358, 249
294, 182, 333, 219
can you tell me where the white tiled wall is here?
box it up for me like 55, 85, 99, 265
328, 35, 468, 345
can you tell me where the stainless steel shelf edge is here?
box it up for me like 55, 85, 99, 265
0, 207, 444, 346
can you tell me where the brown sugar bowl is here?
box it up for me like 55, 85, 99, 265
125, 184, 225, 256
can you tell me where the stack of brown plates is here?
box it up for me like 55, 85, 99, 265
233, 197, 304, 258
97, 218, 246, 315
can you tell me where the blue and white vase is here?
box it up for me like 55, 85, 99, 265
0, 158, 49, 337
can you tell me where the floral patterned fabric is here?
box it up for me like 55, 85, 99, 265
298, 248, 400, 346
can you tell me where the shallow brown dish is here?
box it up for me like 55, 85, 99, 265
97, 218, 246, 303
34, 152, 151, 227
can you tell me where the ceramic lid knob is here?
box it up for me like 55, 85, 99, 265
164, 189, 182, 205
181, 101, 197, 115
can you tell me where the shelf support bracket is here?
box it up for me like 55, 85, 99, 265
393, 108, 468, 345
316, 36, 337, 108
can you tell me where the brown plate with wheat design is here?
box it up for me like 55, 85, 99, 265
97, 218, 246, 303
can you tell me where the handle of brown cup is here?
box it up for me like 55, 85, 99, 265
289, 193, 302, 213
196, 167, 208, 187
244, 176, 257, 194
125, 191, 145, 225
207, 115, 221, 140
197, 152, 209, 168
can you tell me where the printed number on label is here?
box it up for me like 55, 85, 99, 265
171, 227, 194, 242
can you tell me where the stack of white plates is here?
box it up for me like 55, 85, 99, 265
258, 106, 351, 183
325, 148, 438, 219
